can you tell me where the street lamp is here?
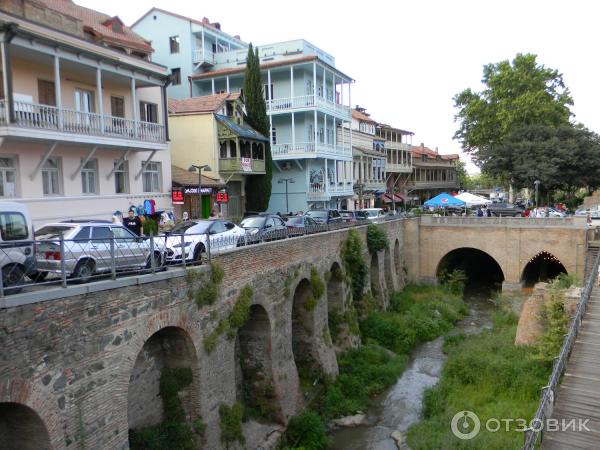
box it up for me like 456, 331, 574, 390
534, 180, 541, 207
188, 164, 212, 218
278, 177, 295, 212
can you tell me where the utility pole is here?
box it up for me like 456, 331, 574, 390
278, 177, 295, 212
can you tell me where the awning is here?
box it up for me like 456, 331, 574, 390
380, 193, 405, 203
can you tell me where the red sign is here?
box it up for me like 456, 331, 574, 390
216, 191, 229, 203
171, 189, 184, 205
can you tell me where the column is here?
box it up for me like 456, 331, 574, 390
201, 28, 205, 55
314, 109, 318, 146
313, 62, 317, 102
54, 55, 63, 129
291, 112, 295, 147
333, 117, 337, 148
130, 77, 137, 137
323, 113, 327, 147
340, 80, 344, 106
96, 67, 103, 133
325, 159, 329, 193
290, 65, 294, 99
267, 69, 271, 110
211, 78, 215, 95
322, 67, 326, 102
348, 78, 352, 109
226, 76, 230, 93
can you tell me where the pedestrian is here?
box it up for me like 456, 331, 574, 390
182, 211, 189, 221
124, 209, 142, 236
209, 210, 217, 220
476, 207, 483, 217
485, 206, 492, 217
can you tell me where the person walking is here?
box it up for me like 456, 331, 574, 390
124, 209, 142, 236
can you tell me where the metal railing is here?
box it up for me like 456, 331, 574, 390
271, 142, 351, 158
1, 100, 166, 143
266, 94, 351, 118
522, 248, 600, 449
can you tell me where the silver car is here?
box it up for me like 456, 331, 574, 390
35, 222, 164, 282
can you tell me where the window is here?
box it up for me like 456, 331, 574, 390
271, 127, 277, 145
263, 83, 273, 101
110, 96, 125, 118
305, 80, 313, 95
111, 226, 136, 241
42, 157, 61, 196
91, 226, 111, 243
0, 157, 16, 197
171, 68, 181, 85
169, 35, 180, 54
81, 159, 98, 194
0, 212, 28, 241
38, 79, 56, 106
114, 160, 129, 194
73, 226, 91, 241
142, 161, 161, 193
75, 89, 94, 113
210, 221, 226, 234
139, 101, 158, 123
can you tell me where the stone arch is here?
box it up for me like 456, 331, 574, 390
127, 326, 199, 433
384, 245, 394, 292
521, 251, 567, 288
436, 247, 505, 293
0, 402, 52, 450
291, 278, 319, 379
394, 239, 402, 284
236, 303, 281, 422
370, 252, 381, 301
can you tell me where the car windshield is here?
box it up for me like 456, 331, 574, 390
241, 217, 266, 228
171, 221, 212, 234
363, 210, 379, 217
35, 225, 75, 239
306, 210, 327, 219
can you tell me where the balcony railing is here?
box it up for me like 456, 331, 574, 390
267, 94, 351, 118
386, 163, 413, 173
219, 157, 265, 173
272, 141, 351, 159
0, 100, 166, 144
307, 182, 353, 200
192, 49, 215, 65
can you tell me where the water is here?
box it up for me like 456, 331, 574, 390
330, 292, 496, 450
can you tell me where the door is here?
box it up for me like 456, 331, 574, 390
75, 89, 94, 127
89, 226, 111, 272
111, 226, 144, 268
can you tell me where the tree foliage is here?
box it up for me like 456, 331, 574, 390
454, 53, 573, 178
243, 43, 272, 211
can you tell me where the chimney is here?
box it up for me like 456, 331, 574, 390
212, 22, 221, 30
202, 17, 210, 24
420, 142, 425, 151
435, 147, 439, 154
234, 35, 241, 40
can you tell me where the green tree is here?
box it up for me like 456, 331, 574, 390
454, 53, 573, 179
243, 43, 272, 211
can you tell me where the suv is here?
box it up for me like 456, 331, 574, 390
487, 203, 525, 217
305, 209, 343, 225
240, 214, 288, 243
0, 202, 36, 292
34, 222, 165, 282
361, 208, 385, 221
339, 210, 368, 223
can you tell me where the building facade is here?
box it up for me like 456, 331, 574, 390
133, 10, 354, 212
168, 93, 267, 219
0, 0, 171, 226
377, 124, 413, 206
408, 144, 459, 203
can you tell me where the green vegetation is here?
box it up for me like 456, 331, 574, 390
219, 402, 245, 448
340, 229, 368, 302
406, 310, 554, 449
204, 284, 253, 353
533, 278, 572, 362
438, 269, 468, 296
129, 367, 198, 450
366, 223, 389, 254
310, 266, 325, 299
279, 412, 329, 450
142, 217, 159, 236
186, 263, 225, 308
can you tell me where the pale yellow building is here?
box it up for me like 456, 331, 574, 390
168, 93, 268, 218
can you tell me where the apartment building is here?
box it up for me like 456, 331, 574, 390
408, 143, 459, 203
0, 0, 171, 226
133, 10, 354, 212
377, 123, 413, 205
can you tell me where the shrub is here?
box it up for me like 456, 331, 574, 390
366, 223, 389, 253
142, 217, 159, 236
438, 269, 467, 296
310, 266, 325, 299
219, 402, 245, 447
280, 411, 329, 450
340, 229, 368, 302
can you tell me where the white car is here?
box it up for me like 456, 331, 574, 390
361, 208, 385, 221
165, 219, 244, 263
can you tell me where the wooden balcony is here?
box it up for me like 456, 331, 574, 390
219, 157, 266, 174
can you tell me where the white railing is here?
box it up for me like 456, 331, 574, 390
5, 100, 165, 143
272, 141, 351, 158
192, 49, 215, 65
267, 94, 351, 118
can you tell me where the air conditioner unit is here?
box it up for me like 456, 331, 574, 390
281, 161, 292, 170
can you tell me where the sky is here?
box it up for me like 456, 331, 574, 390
78, 0, 600, 174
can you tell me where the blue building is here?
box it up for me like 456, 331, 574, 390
133, 9, 354, 212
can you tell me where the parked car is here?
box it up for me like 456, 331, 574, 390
339, 210, 368, 223
285, 215, 320, 236
34, 221, 165, 282
239, 214, 288, 243
487, 203, 525, 217
305, 209, 343, 225
361, 208, 385, 221
0, 202, 36, 292
547, 207, 567, 218
165, 219, 244, 262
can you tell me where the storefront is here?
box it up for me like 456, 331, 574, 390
171, 165, 225, 220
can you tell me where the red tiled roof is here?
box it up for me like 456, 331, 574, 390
191, 55, 319, 80
352, 109, 377, 124
168, 93, 241, 114
36, 0, 153, 53
411, 144, 459, 161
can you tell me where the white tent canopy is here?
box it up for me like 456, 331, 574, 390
455, 192, 492, 207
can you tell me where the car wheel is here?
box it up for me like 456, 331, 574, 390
29, 271, 48, 282
73, 259, 94, 283
193, 244, 205, 264
146, 252, 162, 269
2, 265, 24, 294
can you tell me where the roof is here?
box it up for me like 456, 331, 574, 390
411, 144, 459, 161
190, 55, 353, 82
171, 165, 224, 187
35, 0, 153, 53
377, 123, 414, 136
215, 114, 268, 142
168, 93, 240, 114
130, 7, 245, 44
352, 109, 377, 124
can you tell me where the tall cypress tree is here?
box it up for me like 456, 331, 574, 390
243, 43, 272, 212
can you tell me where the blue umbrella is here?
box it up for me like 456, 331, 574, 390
424, 192, 466, 208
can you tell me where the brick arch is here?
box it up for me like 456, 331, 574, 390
0, 402, 52, 450
433, 244, 509, 283
291, 278, 317, 379
521, 250, 568, 287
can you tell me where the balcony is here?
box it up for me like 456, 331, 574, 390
0, 100, 166, 147
386, 163, 413, 173
272, 142, 351, 160
267, 95, 351, 120
192, 49, 215, 67
219, 157, 265, 174
410, 180, 458, 189
308, 182, 354, 201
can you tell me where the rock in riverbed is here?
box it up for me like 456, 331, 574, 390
390, 430, 404, 448
329, 413, 367, 428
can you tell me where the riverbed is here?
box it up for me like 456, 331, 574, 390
329, 292, 496, 450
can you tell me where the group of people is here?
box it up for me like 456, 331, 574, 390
475, 205, 493, 217
527, 207, 551, 218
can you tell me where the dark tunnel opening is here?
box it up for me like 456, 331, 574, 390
437, 248, 505, 296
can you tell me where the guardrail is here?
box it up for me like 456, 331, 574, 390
0, 217, 405, 300
421, 216, 587, 228
522, 248, 600, 448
